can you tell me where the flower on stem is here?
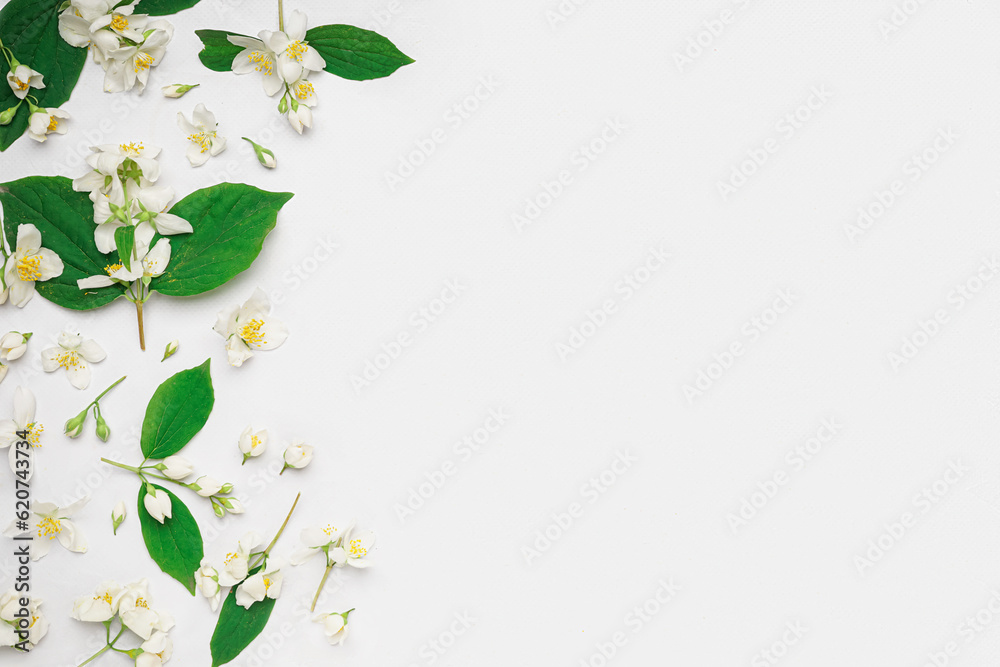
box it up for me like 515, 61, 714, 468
27, 106, 69, 142
71, 580, 122, 622
242, 137, 276, 168
313, 609, 353, 646
192, 475, 223, 497
238, 425, 268, 463
284, 95, 313, 134
261, 10, 325, 84
161, 339, 179, 361
77, 234, 172, 289
143, 486, 172, 524
5, 64, 44, 100
213, 288, 289, 367
217, 532, 262, 587
137, 630, 173, 667
0, 590, 48, 651
177, 103, 226, 167
0, 331, 31, 361
76, 142, 162, 191
133, 184, 194, 236
40, 331, 106, 389
155, 455, 193, 480
196, 560, 221, 612
112, 500, 126, 535
3, 223, 64, 307
229, 35, 282, 96
0, 386, 41, 476
235, 556, 284, 609
219, 497, 244, 515
116, 578, 174, 640
2, 495, 89, 559
329, 522, 375, 569
280, 440, 313, 474
290, 524, 341, 565
161, 82, 198, 98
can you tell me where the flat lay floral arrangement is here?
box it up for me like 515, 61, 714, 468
0, 0, 412, 662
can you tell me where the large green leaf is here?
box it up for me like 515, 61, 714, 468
138, 484, 203, 595
195, 29, 252, 72
305, 24, 414, 81
0, 0, 87, 151
141, 359, 214, 459
150, 184, 291, 296
210, 567, 277, 667
0, 176, 123, 310
132, 0, 202, 15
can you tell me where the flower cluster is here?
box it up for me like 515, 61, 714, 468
214, 288, 289, 367
0, 590, 47, 652
198, 532, 285, 611
146, 455, 241, 521
72, 578, 174, 666
0, 331, 31, 385
0, 37, 72, 142
58, 0, 173, 93
0, 224, 64, 308
228, 10, 323, 134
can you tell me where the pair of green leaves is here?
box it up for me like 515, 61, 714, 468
0, 0, 202, 150
0, 176, 292, 310
136, 360, 214, 594
197, 24, 414, 81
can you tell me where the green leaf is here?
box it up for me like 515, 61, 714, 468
195, 29, 252, 72
0, 176, 123, 310
115, 225, 135, 272
150, 184, 292, 296
140, 359, 214, 459
132, 0, 202, 15
210, 569, 276, 667
0, 0, 87, 151
137, 484, 203, 595
305, 24, 414, 80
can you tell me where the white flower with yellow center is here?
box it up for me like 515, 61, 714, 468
289, 76, 317, 108
213, 288, 289, 367
115, 578, 173, 640
27, 106, 70, 143
260, 10, 325, 84
235, 557, 284, 609
137, 630, 173, 667
40, 331, 106, 390
0, 331, 31, 362
2, 496, 89, 560
2, 223, 64, 308
290, 523, 341, 565
81, 142, 162, 186
102, 22, 173, 93
196, 560, 222, 611
0, 386, 42, 477
238, 425, 268, 463
58, 0, 116, 48
71, 580, 123, 622
281, 440, 313, 473
313, 609, 353, 646
5, 64, 44, 100
90, 7, 148, 43
229, 35, 283, 96
177, 103, 226, 167
329, 522, 375, 569
0, 590, 48, 650
217, 532, 262, 587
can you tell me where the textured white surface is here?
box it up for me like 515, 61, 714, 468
1, 0, 1000, 665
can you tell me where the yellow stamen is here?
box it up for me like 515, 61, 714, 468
188, 132, 211, 153
263, 577, 272, 590
37, 517, 61, 539
94, 592, 113, 606
25, 422, 43, 447
14, 79, 28, 91
110, 14, 128, 31
251, 435, 263, 450
133, 53, 154, 72
349, 539, 367, 558
56, 350, 81, 370
224, 552, 238, 565
47, 116, 58, 132
323, 524, 336, 535
135, 598, 149, 609
248, 51, 273, 74
285, 40, 307, 62
119, 141, 144, 156
16, 254, 42, 281
104, 263, 123, 275
239, 319, 267, 346
295, 81, 314, 101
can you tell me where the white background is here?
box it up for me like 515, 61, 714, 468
1, 0, 1000, 665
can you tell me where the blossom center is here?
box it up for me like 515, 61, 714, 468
94, 592, 113, 606
263, 577, 273, 590
248, 51, 273, 74
134, 52, 155, 72
16, 254, 42, 281
56, 350, 81, 370
251, 435, 263, 450
188, 131, 211, 153
349, 539, 367, 558
25, 422, 43, 447
285, 40, 307, 62
14, 79, 28, 91
104, 262, 123, 275
224, 551, 238, 565
47, 116, 58, 132
323, 524, 336, 535
110, 14, 128, 31
294, 81, 314, 101
239, 319, 267, 346
119, 141, 144, 156
37, 517, 61, 539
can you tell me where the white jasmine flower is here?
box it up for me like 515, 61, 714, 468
288, 76, 317, 108
3, 223, 64, 308
137, 630, 173, 667
229, 36, 282, 96
71, 580, 123, 622
90, 195, 154, 255
0, 386, 42, 477
2, 496, 89, 559
90, 7, 147, 43
217, 532, 262, 587
235, 557, 284, 609
313, 609, 352, 646
329, 522, 374, 569
195, 560, 222, 612
281, 440, 313, 473
213, 288, 289, 367
177, 103, 226, 166
27, 107, 70, 142
82, 142, 162, 186
112, 500, 126, 534
40, 332, 106, 389
161, 83, 198, 98
260, 11, 325, 83
192, 475, 223, 497
78, 236, 171, 289
103, 22, 173, 93
290, 523, 341, 565
0, 591, 48, 650
6, 64, 44, 100
116, 579, 170, 640
133, 184, 193, 236
0, 332, 31, 361
238, 425, 268, 463
158, 455, 193, 480
142, 487, 172, 524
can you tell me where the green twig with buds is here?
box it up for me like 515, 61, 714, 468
65, 376, 126, 441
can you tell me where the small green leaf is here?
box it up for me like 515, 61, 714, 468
132, 0, 202, 15
305, 24, 414, 80
210, 569, 276, 667
137, 484, 203, 595
140, 359, 214, 459
115, 225, 135, 272
150, 184, 292, 296
195, 29, 252, 72
0, 0, 87, 151
0, 176, 123, 310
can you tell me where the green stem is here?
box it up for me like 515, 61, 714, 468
251, 492, 300, 569
92, 375, 126, 404
310, 564, 333, 612
101, 458, 141, 474
77, 644, 111, 667
278, 0, 284, 31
